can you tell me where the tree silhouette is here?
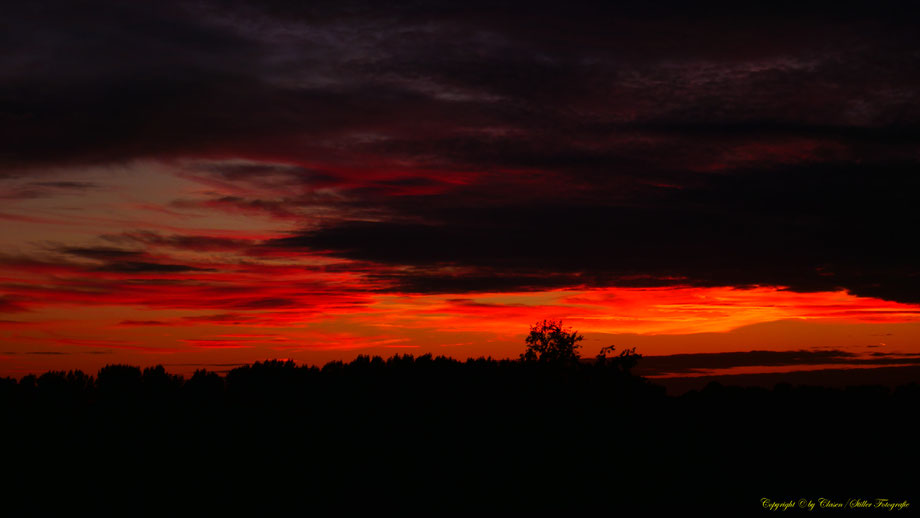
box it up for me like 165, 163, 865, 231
520, 319, 583, 363
596, 345, 642, 374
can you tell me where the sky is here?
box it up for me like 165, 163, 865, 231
2, 1, 920, 379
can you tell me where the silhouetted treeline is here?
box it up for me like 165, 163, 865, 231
2, 356, 917, 514
1, 354, 655, 409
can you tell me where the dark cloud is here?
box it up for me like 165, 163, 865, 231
117, 320, 170, 326
635, 349, 920, 377
870, 351, 920, 357
5, 1, 920, 301
181, 313, 254, 324
93, 262, 212, 274
171, 196, 302, 220
268, 161, 920, 300
59, 247, 143, 260
0, 296, 29, 313
0, 181, 98, 200
102, 231, 256, 252
186, 160, 337, 189
227, 297, 299, 310
4, 0, 918, 168
54, 246, 214, 274
27, 181, 97, 189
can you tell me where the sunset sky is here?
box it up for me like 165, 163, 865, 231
3, 1, 920, 379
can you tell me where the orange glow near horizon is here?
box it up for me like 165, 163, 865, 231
3, 283, 920, 377
2, 161, 920, 379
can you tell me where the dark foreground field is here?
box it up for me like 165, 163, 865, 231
2, 355, 917, 514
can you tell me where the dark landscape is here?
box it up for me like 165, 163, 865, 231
3, 351, 917, 513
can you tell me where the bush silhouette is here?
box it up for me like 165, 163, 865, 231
596, 345, 642, 374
